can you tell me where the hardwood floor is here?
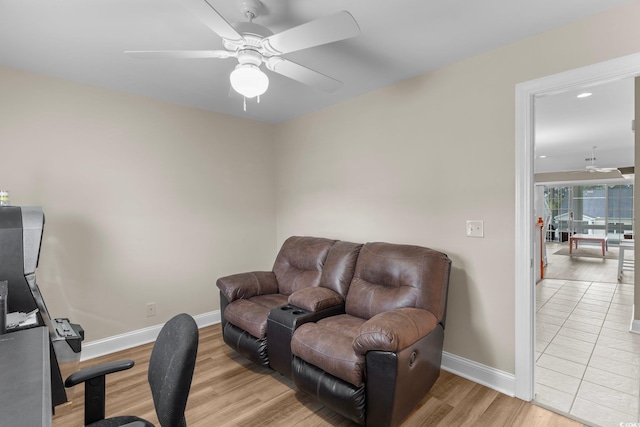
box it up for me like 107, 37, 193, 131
53, 324, 581, 427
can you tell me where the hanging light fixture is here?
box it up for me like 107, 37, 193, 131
230, 63, 269, 99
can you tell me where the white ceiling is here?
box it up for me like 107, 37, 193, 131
535, 78, 635, 174
0, 0, 634, 124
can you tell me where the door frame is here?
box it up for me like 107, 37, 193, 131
514, 51, 640, 401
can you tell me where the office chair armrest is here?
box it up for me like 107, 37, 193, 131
65, 359, 135, 426
65, 360, 135, 387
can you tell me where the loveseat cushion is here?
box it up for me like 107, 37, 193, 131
273, 237, 335, 296
224, 294, 288, 339
291, 314, 366, 387
346, 242, 451, 322
288, 287, 344, 312
319, 241, 362, 298
352, 308, 438, 355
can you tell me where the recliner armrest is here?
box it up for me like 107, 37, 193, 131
216, 271, 278, 302
65, 360, 135, 387
353, 308, 438, 355
288, 287, 344, 312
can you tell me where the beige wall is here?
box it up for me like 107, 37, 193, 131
3, 0, 640, 372
274, 0, 640, 373
0, 67, 277, 341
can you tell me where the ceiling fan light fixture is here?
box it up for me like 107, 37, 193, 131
230, 64, 269, 98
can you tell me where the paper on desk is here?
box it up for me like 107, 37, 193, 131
6, 309, 39, 329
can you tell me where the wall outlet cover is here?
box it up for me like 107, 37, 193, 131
146, 302, 156, 317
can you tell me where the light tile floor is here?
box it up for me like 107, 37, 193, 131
535, 279, 640, 427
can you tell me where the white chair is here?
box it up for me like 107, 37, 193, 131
618, 239, 634, 281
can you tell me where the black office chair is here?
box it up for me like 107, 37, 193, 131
65, 313, 199, 427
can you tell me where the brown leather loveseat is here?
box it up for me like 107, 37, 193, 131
216, 236, 362, 375
216, 237, 451, 426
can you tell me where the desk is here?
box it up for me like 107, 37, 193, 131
0, 327, 52, 427
569, 234, 608, 256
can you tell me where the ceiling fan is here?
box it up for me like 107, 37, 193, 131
125, 0, 360, 107
583, 145, 618, 173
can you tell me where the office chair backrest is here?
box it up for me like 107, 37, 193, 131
148, 313, 199, 427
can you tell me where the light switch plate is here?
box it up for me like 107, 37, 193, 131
466, 220, 484, 238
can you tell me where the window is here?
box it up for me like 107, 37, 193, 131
544, 186, 571, 242
543, 184, 634, 245
608, 184, 634, 244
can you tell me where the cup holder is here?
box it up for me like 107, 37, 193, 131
292, 310, 304, 315
280, 306, 293, 311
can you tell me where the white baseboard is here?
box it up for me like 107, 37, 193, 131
630, 309, 640, 335
441, 351, 516, 397
80, 310, 221, 361
80, 311, 516, 398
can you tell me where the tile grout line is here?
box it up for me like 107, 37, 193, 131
536, 279, 638, 423
536, 280, 589, 398
536, 279, 570, 357
566, 281, 614, 420
535, 251, 637, 424
556, 281, 639, 422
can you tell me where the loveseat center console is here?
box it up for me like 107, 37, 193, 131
267, 304, 344, 378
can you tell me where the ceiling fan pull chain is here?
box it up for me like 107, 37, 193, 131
243, 96, 247, 112
257, 95, 260, 104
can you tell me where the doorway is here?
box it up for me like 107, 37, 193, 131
532, 77, 636, 424
514, 52, 640, 418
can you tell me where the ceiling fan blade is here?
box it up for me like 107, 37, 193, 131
266, 57, 342, 93
585, 165, 618, 173
619, 166, 635, 175
262, 11, 360, 55
183, 0, 244, 43
125, 50, 233, 59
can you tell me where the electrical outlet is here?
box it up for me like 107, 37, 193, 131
146, 302, 156, 317
466, 220, 484, 238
